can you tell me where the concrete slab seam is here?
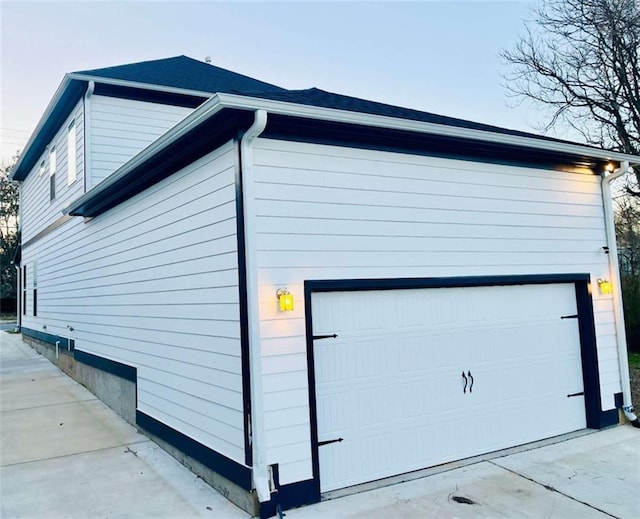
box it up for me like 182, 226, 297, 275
1, 398, 98, 413
0, 439, 152, 468
487, 460, 620, 519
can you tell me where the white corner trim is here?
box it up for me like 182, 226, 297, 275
601, 162, 637, 420
240, 110, 271, 502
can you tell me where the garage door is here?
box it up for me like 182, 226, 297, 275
312, 283, 586, 492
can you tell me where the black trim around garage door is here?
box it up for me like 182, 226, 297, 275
302, 273, 608, 505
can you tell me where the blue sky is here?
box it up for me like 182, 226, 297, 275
1, 1, 538, 164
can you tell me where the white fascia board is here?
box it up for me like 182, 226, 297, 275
67, 73, 216, 100
215, 93, 640, 166
10, 76, 72, 180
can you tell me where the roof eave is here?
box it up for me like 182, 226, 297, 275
66, 91, 640, 218
215, 93, 640, 166
11, 75, 83, 181
66, 95, 247, 217
67, 73, 217, 100
12, 74, 217, 183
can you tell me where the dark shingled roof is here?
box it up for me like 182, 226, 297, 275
76, 56, 560, 142
241, 87, 579, 144
15, 55, 612, 182
75, 55, 287, 95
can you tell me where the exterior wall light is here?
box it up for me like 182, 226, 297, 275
597, 279, 612, 295
277, 288, 294, 312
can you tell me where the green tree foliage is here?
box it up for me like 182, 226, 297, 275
0, 158, 19, 300
503, 0, 640, 195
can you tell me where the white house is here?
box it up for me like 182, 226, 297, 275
11, 56, 639, 518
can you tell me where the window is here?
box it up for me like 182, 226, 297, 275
50, 146, 56, 175
49, 146, 56, 202
22, 265, 27, 315
33, 261, 37, 317
67, 120, 77, 185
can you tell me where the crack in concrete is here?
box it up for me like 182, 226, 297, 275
488, 461, 620, 519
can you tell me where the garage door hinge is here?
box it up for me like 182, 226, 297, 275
560, 314, 579, 319
312, 333, 338, 340
318, 437, 343, 447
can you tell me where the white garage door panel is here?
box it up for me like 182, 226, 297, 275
313, 284, 587, 492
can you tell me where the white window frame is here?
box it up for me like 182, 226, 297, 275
49, 150, 56, 201
67, 120, 77, 185
49, 146, 56, 176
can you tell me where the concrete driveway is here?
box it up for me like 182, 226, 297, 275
0, 331, 248, 519
2, 329, 638, 518
0, 321, 17, 331
286, 426, 639, 519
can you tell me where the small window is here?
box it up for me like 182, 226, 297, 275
50, 146, 56, 175
49, 146, 57, 201
22, 265, 27, 315
67, 121, 77, 185
32, 261, 38, 317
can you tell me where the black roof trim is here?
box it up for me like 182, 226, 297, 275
263, 114, 606, 171
12, 80, 87, 181
92, 82, 207, 109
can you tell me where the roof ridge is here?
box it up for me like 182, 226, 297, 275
74, 55, 189, 74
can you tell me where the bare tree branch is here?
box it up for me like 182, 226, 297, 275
502, 0, 640, 195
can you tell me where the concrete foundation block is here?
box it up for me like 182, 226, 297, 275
142, 428, 259, 517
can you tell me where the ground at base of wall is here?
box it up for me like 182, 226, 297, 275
16, 333, 258, 516
630, 367, 640, 408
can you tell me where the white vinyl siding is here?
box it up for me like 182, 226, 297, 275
21, 101, 84, 243
20, 141, 245, 464
88, 95, 193, 187
251, 138, 618, 486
